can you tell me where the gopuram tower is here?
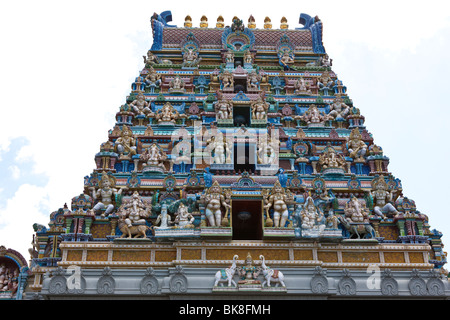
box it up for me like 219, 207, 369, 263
25, 11, 449, 299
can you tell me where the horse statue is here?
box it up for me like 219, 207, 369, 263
259, 255, 286, 287
214, 255, 239, 287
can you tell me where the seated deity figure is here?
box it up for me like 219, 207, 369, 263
156, 102, 179, 124
207, 135, 232, 164
319, 54, 332, 68
300, 105, 329, 126
263, 181, 294, 228
318, 146, 347, 171
91, 173, 125, 217
174, 203, 195, 228
144, 67, 161, 92
115, 126, 137, 159
118, 191, 151, 228
140, 143, 167, 170
328, 95, 350, 120
279, 50, 295, 69
251, 97, 269, 120
130, 91, 151, 116
300, 196, 326, 233
169, 75, 186, 92
346, 128, 367, 160
220, 70, 234, 90
154, 203, 172, 229
344, 195, 370, 223
370, 176, 399, 220
247, 71, 260, 90
202, 181, 231, 227
182, 48, 202, 67
215, 99, 233, 120
143, 51, 159, 66
294, 77, 312, 95
317, 71, 334, 95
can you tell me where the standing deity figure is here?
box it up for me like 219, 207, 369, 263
224, 50, 235, 64
344, 195, 370, 223
247, 71, 260, 90
370, 176, 399, 220
220, 70, 234, 90
279, 50, 295, 69
91, 173, 125, 217
182, 48, 202, 67
207, 135, 232, 164
118, 191, 151, 228
328, 95, 350, 120
130, 91, 151, 116
263, 181, 294, 228
115, 125, 137, 159
144, 67, 161, 92
251, 97, 269, 120
346, 128, 367, 160
156, 102, 179, 124
244, 50, 253, 64
174, 203, 195, 228
257, 137, 278, 165
299, 196, 325, 232
202, 181, 231, 227
215, 99, 233, 120
294, 77, 312, 95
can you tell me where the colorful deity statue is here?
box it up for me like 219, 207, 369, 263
156, 102, 180, 124
90, 173, 125, 217
344, 195, 370, 223
294, 77, 312, 95
318, 145, 347, 172
328, 95, 350, 120
346, 128, 367, 161
317, 71, 334, 95
144, 66, 161, 93
202, 181, 231, 227
299, 196, 326, 232
169, 75, 186, 93
130, 91, 151, 116
140, 143, 167, 171
279, 50, 295, 69
207, 134, 232, 164
117, 191, 152, 228
174, 203, 195, 228
300, 104, 329, 126
215, 99, 233, 120
244, 50, 253, 65
115, 125, 137, 159
263, 181, 294, 228
154, 203, 172, 229
237, 253, 261, 284
257, 137, 278, 165
251, 96, 269, 120
182, 48, 202, 68
247, 71, 261, 91
370, 175, 399, 220
224, 49, 234, 64
219, 70, 234, 90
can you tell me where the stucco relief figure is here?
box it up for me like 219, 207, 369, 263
244, 50, 253, 64
317, 71, 334, 95
346, 128, 367, 160
140, 143, 167, 170
202, 181, 231, 227
299, 196, 325, 233
154, 203, 172, 229
328, 95, 350, 120
91, 173, 126, 217
207, 135, 232, 164
115, 125, 137, 159
156, 102, 179, 124
370, 176, 399, 220
130, 91, 151, 116
174, 203, 195, 228
220, 70, 234, 90
251, 97, 269, 120
263, 181, 294, 228
257, 138, 278, 165
344, 195, 370, 223
279, 51, 295, 69
215, 99, 233, 120
144, 67, 161, 92
182, 48, 202, 67
318, 146, 346, 171
247, 71, 260, 90
294, 77, 311, 95
300, 105, 329, 126
224, 50, 234, 64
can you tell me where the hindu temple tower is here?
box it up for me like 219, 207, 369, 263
23, 11, 449, 300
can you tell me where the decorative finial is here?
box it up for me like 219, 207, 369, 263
264, 17, 272, 29
216, 15, 224, 28
280, 17, 288, 29
248, 15, 256, 29
200, 15, 208, 28
184, 15, 192, 28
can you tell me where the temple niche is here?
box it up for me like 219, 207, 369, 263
23, 11, 449, 300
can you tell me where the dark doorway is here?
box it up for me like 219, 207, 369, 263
234, 78, 247, 93
232, 200, 262, 240
233, 106, 250, 126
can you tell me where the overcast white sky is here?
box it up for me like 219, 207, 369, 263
1, 0, 450, 260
